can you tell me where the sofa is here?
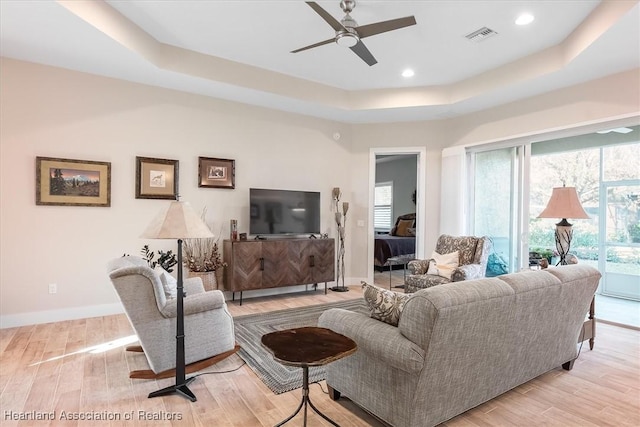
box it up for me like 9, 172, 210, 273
405, 234, 492, 293
318, 264, 601, 427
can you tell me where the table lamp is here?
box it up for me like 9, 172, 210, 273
537, 186, 589, 265
141, 199, 213, 402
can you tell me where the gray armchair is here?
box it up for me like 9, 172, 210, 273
405, 235, 492, 293
107, 256, 238, 378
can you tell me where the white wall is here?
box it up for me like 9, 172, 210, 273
0, 58, 352, 327
1, 58, 638, 328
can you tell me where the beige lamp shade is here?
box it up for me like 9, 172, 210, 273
141, 201, 214, 239
537, 187, 589, 220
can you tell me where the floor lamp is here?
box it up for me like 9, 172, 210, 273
141, 200, 213, 402
537, 186, 589, 265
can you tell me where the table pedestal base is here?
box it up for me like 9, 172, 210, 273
275, 366, 339, 427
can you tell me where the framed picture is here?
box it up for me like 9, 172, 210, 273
198, 157, 235, 189
136, 156, 179, 199
36, 157, 111, 207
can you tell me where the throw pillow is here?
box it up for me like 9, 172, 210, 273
154, 265, 177, 299
394, 219, 414, 237
426, 250, 459, 280
361, 281, 412, 326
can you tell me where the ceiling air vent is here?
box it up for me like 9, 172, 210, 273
465, 27, 498, 43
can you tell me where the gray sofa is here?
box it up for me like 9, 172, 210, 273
318, 264, 601, 427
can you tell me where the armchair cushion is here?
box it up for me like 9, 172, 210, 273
426, 251, 459, 280
154, 265, 177, 299
362, 282, 412, 326
159, 290, 227, 318
452, 263, 485, 281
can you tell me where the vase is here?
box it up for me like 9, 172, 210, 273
187, 270, 221, 291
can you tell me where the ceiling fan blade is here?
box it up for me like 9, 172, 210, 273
306, 1, 346, 32
356, 16, 417, 39
350, 41, 377, 66
291, 38, 336, 53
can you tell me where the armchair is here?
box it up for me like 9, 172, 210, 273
405, 235, 492, 293
107, 256, 238, 378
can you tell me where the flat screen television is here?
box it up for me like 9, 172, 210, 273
249, 188, 321, 236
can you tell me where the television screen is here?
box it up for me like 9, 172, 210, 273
249, 188, 321, 236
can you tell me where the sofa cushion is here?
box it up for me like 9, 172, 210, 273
154, 265, 177, 299
426, 250, 459, 280
362, 281, 411, 326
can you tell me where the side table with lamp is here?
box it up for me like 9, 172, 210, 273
537, 185, 594, 350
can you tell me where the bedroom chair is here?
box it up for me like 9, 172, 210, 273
405, 235, 492, 293
107, 256, 239, 379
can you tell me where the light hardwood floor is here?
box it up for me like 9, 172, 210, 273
1, 272, 638, 426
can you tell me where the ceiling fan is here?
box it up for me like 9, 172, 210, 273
291, 0, 417, 66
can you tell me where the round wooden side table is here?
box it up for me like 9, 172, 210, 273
261, 326, 357, 427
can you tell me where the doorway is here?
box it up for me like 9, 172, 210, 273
368, 147, 427, 286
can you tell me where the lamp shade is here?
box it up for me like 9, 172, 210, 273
141, 201, 214, 239
537, 187, 589, 219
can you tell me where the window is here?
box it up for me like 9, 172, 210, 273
375, 182, 393, 231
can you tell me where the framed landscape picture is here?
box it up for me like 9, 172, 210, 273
198, 157, 235, 189
36, 157, 111, 207
136, 156, 179, 199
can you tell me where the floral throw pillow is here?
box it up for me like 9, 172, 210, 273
426, 250, 459, 280
361, 281, 412, 326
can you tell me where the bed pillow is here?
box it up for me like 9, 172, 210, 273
361, 281, 412, 326
154, 265, 177, 299
394, 219, 414, 237
426, 250, 459, 280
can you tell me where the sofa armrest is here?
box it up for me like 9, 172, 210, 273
452, 263, 485, 282
407, 259, 429, 275
318, 308, 424, 373
184, 277, 205, 295
160, 290, 226, 318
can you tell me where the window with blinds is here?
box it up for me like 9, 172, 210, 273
375, 182, 393, 231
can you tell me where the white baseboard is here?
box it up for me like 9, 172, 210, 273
0, 303, 124, 329
0, 278, 361, 329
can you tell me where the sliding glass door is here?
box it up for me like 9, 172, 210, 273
468, 147, 524, 272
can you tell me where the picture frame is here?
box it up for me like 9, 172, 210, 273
36, 157, 111, 207
198, 157, 235, 189
136, 156, 179, 199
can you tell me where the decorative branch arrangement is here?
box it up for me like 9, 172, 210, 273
183, 207, 226, 273
332, 187, 349, 292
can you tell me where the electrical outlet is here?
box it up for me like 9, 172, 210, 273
48, 283, 57, 294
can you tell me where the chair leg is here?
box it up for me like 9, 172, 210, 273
129, 344, 240, 379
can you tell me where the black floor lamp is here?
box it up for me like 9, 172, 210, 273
141, 200, 213, 402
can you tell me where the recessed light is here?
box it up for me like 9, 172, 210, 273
402, 69, 415, 78
515, 13, 534, 26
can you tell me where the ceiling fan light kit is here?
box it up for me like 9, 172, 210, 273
292, 0, 417, 66
336, 31, 359, 47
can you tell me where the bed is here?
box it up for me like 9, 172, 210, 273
374, 213, 416, 268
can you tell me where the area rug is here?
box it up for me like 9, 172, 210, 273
233, 299, 368, 394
